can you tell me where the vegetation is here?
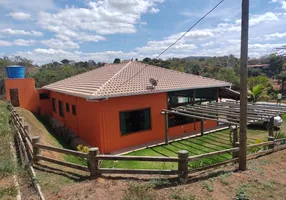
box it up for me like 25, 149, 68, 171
0, 101, 19, 199
0, 101, 17, 177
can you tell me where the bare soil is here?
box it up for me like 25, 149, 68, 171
34, 149, 286, 200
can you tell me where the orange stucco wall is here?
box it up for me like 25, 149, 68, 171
5, 78, 39, 113
101, 92, 168, 153
49, 91, 103, 149
49, 91, 219, 154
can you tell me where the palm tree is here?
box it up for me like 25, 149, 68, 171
248, 84, 264, 102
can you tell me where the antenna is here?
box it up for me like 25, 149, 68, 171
149, 78, 158, 86
146, 78, 158, 90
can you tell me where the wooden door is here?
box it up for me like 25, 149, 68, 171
10, 89, 20, 107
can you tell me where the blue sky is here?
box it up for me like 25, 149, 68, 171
0, 0, 285, 64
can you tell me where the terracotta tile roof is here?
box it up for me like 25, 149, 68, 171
43, 61, 230, 99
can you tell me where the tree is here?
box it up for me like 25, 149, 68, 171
61, 59, 70, 65
185, 61, 202, 75
248, 68, 262, 77
216, 68, 240, 88
248, 84, 264, 102
269, 53, 284, 74
277, 71, 286, 92
248, 76, 269, 90
113, 58, 121, 64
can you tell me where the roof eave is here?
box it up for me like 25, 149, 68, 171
87, 83, 231, 100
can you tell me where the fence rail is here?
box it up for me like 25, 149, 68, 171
8, 102, 286, 183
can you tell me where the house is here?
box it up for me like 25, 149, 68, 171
5, 61, 230, 154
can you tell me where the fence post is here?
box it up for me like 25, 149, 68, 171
178, 150, 189, 183
23, 124, 30, 137
268, 136, 275, 150
200, 119, 204, 136
88, 147, 99, 179
32, 136, 40, 163
19, 117, 24, 126
269, 117, 274, 137
232, 126, 238, 158
234, 142, 240, 159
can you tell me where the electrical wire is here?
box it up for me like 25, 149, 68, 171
108, 0, 226, 95
156, 0, 225, 59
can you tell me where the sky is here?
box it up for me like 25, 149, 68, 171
0, 0, 285, 65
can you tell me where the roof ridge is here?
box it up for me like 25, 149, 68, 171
89, 61, 132, 98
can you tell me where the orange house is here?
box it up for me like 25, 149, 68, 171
5, 61, 230, 154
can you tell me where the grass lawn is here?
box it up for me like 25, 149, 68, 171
102, 115, 286, 170
102, 128, 271, 170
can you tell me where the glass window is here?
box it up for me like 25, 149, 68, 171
58, 100, 64, 117
52, 98, 56, 113
72, 105, 76, 116
120, 108, 151, 135
39, 93, 49, 100
66, 103, 70, 113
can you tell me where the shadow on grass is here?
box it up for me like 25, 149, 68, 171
180, 139, 230, 160
34, 162, 90, 182
99, 168, 237, 189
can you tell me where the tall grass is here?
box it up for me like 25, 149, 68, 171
0, 101, 17, 178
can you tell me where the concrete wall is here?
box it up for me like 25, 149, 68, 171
5, 78, 39, 113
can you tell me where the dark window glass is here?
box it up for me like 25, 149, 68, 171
168, 114, 196, 127
52, 98, 56, 113
66, 103, 70, 113
58, 100, 64, 117
72, 105, 76, 116
120, 108, 151, 135
39, 93, 49, 100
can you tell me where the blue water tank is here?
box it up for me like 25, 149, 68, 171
5, 65, 25, 79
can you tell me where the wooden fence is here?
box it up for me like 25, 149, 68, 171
8, 103, 286, 183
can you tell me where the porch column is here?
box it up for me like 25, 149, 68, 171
200, 119, 204, 136
165, 112, 169, 145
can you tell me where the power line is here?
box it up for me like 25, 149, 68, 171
156, 0, 225, 59
106, 0, 225, 96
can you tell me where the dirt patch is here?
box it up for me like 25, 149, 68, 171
39, 149, 286, 200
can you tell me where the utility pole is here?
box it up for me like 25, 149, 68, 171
239, 0, 249, 171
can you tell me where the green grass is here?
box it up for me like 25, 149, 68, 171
0, 101, 18, 177
0, 186, 18, 199
102, 128, 269, 170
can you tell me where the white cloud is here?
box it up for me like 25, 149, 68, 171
41, 39, 80, 50
7, 12, 32, 20
0, 39, 36, 46
0, 0, 56, 12
270, 0, 286, 9
201, 41, 214, 47
0, 40, 11, 46
235, 12, 279, 26
38, 0, 164, 36
16, 48, 140, 64
150, 7, 160, 13
0, 29, 43, 37
264, 32, 286, 40
54, 29, 106, 42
